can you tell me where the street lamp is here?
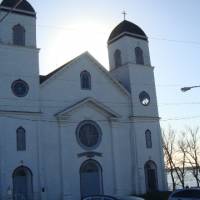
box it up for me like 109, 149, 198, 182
181, 85, 200, 92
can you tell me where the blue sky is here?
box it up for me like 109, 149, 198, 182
28, 0, 200, 130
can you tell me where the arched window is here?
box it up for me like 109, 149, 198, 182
13, 166, 33, 200
80, 71, 91, 90
145, 130, 152, 148
16, 127, 26, 151
144, 160, 158, 192
13, 24, 25, 46
135, 47, 144, 65
80, 159, 103, 198
114, 49, 122, 68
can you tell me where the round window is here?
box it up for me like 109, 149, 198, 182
76, 120, 102, 150
11, 79, 29, 97
139, 91, 150, 106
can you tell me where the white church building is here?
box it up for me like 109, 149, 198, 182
0, 0, 167, 199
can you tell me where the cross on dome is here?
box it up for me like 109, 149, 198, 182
122, 10, 127, 20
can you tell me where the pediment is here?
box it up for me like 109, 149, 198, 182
54, 97, 121, 120
40, 51, 130, 97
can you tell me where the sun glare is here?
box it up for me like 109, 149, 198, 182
39, 20, 111, 75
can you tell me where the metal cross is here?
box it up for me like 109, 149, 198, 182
122, 10, 127, 20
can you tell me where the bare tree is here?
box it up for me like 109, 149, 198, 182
163, 126, 200, 189
184, 127, 200, 187
162, 127, 178, 190
176, 132, 187, 188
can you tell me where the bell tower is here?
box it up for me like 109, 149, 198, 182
108, 19, 158, 118
107, 20, 167, 193
0, 0, 40, 112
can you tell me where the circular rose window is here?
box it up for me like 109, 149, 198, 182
139, 91, 150, 106
11, 79, 29, 97
76, 120, 102, 150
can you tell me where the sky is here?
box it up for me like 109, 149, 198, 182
20, 0, 200, 130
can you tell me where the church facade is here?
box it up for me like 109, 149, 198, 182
0, 0, 167, 200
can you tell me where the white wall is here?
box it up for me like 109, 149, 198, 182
129, 64, 159, 117
39, 54, 135, 199
0, 8, 167, 199
108, 36, 151, 71
40, 55, 130, 118
132, 120, 167, 193
0, 45, 40, 112
0, 9, 41, 199
0, 11, 36, 47
108, 34, 167, 195
0, 115, 41, 199
0, 11, 40, 112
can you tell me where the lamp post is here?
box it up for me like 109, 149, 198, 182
181, 85, 200, 92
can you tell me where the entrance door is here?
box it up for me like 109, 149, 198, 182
13, 167, 33, 200
145, 160, 158, 192
80, 160, 103, 198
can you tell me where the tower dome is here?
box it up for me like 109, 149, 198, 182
108, 20, 148, 44
0, 0, 36, 17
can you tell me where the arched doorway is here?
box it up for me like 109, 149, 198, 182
13, 166, 33, 200
80, 159, 103, 198
144, 160, 158, 192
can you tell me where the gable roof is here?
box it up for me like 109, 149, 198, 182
40, 51, 130, 97
39, 58, 76, 83
55, 97, 121, 119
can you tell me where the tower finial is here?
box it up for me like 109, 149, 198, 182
122, 10, 127, 21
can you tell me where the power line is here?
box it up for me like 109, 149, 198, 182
0, 8, 199, 122
1, 6, 200, 47
0, 65, 196, 92
0, 69, 195, 88
0, 93, 200, 107
36, 23, 200, 47
159, 102, 200, 107
149, 36, 200, 46
1, 113, 200, 123
161, 116, 200, 122
3, 18, 191, 47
